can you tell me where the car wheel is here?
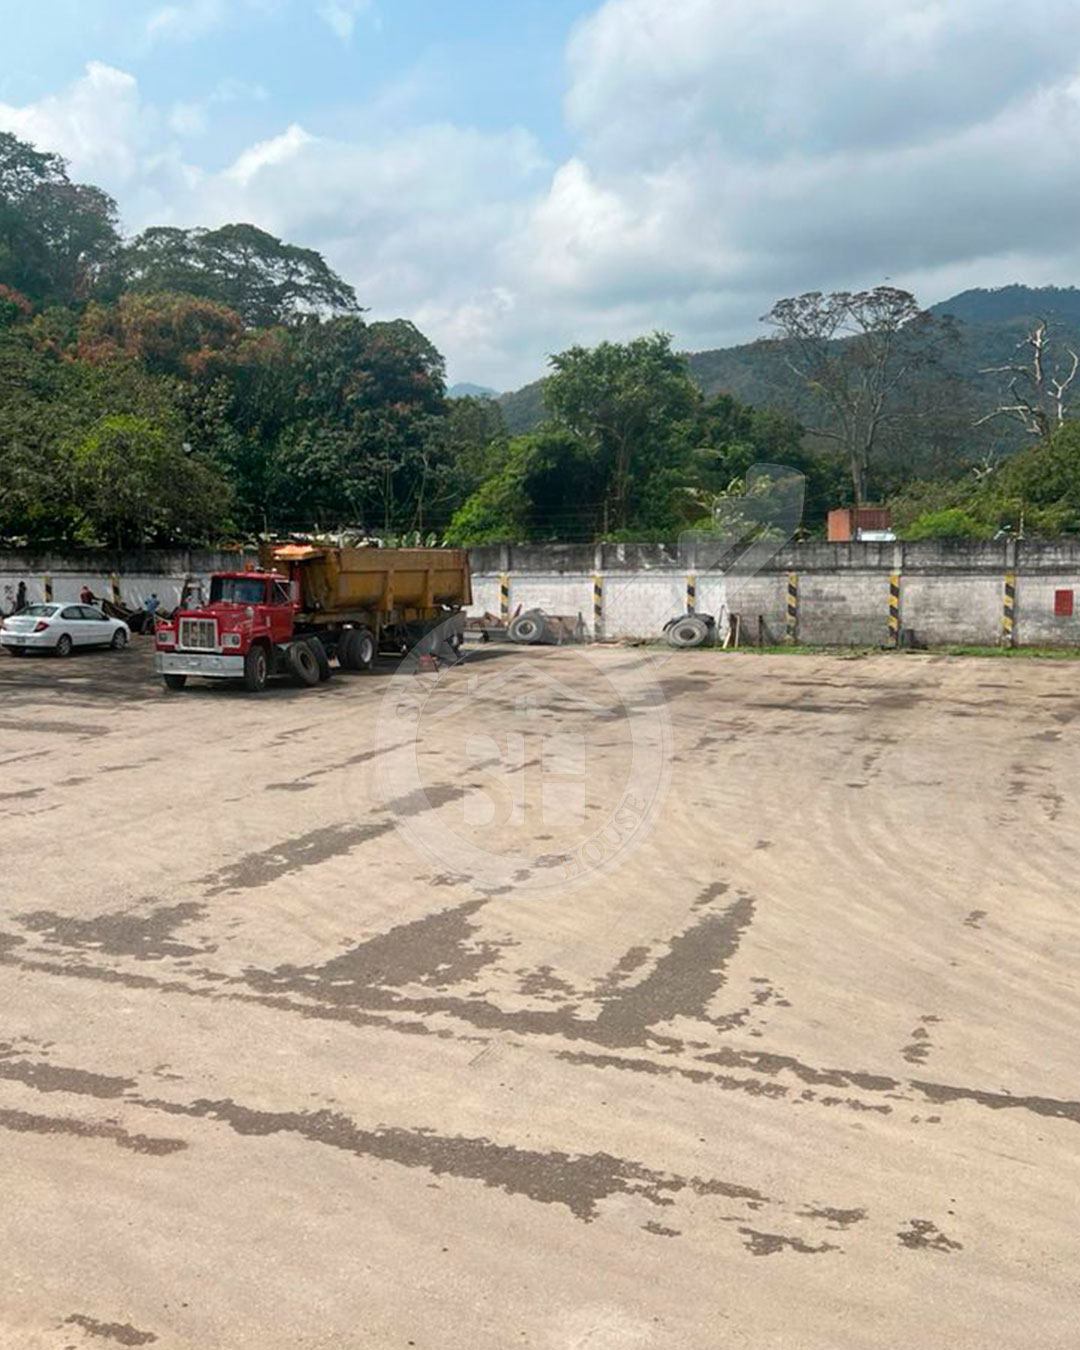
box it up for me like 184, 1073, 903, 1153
243, 645, 269, 693
163, 674, 187, 691
55, 634, 73, 658
110, 628, 128, 650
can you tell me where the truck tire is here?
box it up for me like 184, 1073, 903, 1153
307, 636, 332, 682
243, 644, 269, 693
508, 611, 547, 644
163, 674, 187, 691
339, 627, 375, 671
286, 640, 320, 687
664, 614, 712, 648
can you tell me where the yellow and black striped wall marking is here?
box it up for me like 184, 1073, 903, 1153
593, 573, 603, 639
44, 575, 52, 603
1003, 571, 1016, 646
786, 573, 798, 641
888, 572, 901, 643
499, 573, 510, 623
686, 573, 696, 614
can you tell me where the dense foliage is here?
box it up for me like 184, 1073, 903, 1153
4, 128, 1080, 548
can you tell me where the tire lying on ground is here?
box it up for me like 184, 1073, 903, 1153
508, 611, 548, 644
338, 627, 375, 671
664, 614, 714, 649
286, 639, 321, 687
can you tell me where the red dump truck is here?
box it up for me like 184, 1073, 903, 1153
154, 544, 472, 692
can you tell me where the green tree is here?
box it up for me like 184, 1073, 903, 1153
545, 333, 698, 530
0, 131, 121, 306
446, 431, 600, 543
264, 317, 449, 533
0, 314, 79, 542
71, 414, 230, 546
442, 394, 507, 498
988, 420, 1080, 533
904, 507, 993, 540
122, 223, 358, 327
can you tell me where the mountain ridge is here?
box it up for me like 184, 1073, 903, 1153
492, 284, 1080, 436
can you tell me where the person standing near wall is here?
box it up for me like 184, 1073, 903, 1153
15, 581, 27, 613
143, 593, 161, 634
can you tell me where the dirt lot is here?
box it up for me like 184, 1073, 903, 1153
1, 638, 1078, 1349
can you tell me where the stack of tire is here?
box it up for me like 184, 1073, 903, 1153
662, 613, 716, 649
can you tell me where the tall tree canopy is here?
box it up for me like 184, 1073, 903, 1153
545, 333, 699, 531
761, 287, 958, 505
0, 131, 121, 307
121, 223, 358, 327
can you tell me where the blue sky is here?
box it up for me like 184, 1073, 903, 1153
4, 1, 1080, 388
2, 0, 592, 166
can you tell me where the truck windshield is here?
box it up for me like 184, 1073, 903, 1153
210, 577, 268, 605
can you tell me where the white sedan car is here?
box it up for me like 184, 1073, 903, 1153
1, 603, 131, 657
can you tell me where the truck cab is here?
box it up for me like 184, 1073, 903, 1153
155, 570, 301, 691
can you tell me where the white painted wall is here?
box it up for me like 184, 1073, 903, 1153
4, 545, 1080, 646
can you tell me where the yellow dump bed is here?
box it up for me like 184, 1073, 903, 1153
262, 544, 472, 622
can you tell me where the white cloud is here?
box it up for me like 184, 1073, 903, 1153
223, 123, 313, 186
318, 0, 378, 43
8, 4, 1080, 388
0, 62, 148, 186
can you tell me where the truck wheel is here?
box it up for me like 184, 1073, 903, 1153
339, 627, 375, 671
243, 645, 269, 692
508, 611, 547, 644
665, 615, 712, 648
163, 674, 187, 691
286, 640, 320, 687
307, 636, 332, 682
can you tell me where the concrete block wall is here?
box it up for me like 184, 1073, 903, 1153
470, 538, 1080, 645
0, 548, 256, 616
4, 539, 1080, 646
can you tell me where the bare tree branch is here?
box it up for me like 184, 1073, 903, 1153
978, 318, 1078, 439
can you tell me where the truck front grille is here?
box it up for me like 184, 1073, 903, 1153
179, 618, 219, 650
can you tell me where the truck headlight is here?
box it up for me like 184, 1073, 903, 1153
155, 627, 176, 648
222, 632, 242, 648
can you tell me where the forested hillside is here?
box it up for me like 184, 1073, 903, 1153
503, 285, 1080, 469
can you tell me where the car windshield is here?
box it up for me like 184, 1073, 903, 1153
19, 604, 57, 617
209, 577, 267, 605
